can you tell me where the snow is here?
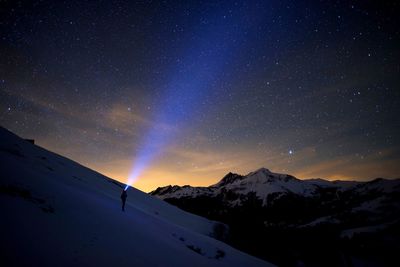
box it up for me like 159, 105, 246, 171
154, 168, 323, 205
153, 166, 400, 210
224, 168, 317, 201
340, 223, 391, 239
352, 196, 387, 213
353, 178, 400, 194
0, 127, 274, 267
152, 185, 216, 200
153, 186, 214, 200
297, 216, 340, 228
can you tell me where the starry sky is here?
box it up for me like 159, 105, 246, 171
1, 1, 399, 192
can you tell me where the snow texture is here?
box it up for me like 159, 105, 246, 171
0, 127, 274, 267
152, 167, 400, 209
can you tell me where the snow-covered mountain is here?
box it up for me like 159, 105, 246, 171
150, 167, 400, 266
151, 167, 399, 209
0, 126, 274, 267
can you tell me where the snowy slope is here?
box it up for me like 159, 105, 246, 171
0, 127, 274, 267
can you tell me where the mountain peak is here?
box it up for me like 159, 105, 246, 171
246, 167, 273, 177
245, 168, 301, 184
254, 167, 272, 174
213, 172, 244, 187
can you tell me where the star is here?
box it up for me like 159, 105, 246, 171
0, 0, 398, 191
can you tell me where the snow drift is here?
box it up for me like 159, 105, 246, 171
0, 126, 273, 267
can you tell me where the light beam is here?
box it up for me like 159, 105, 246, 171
125, 4, 265, 188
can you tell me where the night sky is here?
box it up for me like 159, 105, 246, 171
1, 1, 399, 191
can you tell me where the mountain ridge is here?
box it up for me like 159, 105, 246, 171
150, 167, 398, 205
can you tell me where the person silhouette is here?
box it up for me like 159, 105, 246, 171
121, 189, 127, 211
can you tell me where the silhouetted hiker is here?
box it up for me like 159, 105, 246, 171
121, 189, 127, 211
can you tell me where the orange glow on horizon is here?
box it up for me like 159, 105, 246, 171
36, 127, 400, 194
